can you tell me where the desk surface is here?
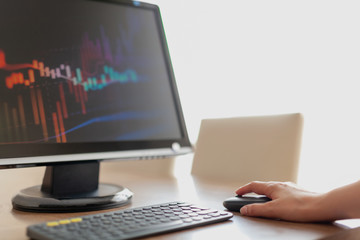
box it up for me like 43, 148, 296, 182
0, 158, 351, 240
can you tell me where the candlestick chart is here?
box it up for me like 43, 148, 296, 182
0, 26, 143, 144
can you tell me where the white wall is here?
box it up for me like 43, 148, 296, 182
146, 0, 360, 192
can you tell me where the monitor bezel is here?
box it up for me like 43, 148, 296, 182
0, 0, 192, 168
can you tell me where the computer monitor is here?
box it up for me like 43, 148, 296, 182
0, 0, 192, 212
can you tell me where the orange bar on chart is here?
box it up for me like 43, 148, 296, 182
5, 76, 13, 89
52, 112, 61, 143
30, 88, 40, 125
56, 101, 67, 143
36, 89, 48, 141
58, 83, 68, 119
18, 73, 24, 84
0, 49, 5, 68
28, 69, 35, 83
39, 62, 45, 77
32, 60, 38, 69
12, 73, 19, 84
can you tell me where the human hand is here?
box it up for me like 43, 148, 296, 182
235, 181, 331, 222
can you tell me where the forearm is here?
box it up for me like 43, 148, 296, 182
320, 180, 360, 220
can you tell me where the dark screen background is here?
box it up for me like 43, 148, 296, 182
0, 0, 183, 145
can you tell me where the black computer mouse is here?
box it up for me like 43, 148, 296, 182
223, 195, 271, 212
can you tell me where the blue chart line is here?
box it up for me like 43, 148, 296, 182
47, 111, 155, 141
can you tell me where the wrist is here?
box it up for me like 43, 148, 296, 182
301, 192, 339, 222
315, 190, 347, 221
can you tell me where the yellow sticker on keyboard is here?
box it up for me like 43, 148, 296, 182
70, 218, 82, 223
46, 222, 59, 227
59, 220, 71, 225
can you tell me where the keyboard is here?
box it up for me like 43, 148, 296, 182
27, 202, 233, 240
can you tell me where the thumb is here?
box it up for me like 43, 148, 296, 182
240, 203, 274, 218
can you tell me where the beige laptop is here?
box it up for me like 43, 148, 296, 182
191, 113, 303, 183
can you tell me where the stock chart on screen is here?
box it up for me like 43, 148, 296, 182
0, 0, 181, 145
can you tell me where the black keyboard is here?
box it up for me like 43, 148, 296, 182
27, 202, 233, 240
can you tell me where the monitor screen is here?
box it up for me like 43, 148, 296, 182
0, 0, 192, 212
0, 0, 191, 167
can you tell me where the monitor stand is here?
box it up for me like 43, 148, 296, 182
12, 161, 133, 212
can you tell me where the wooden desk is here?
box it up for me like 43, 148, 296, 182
0, 158, 349, 240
